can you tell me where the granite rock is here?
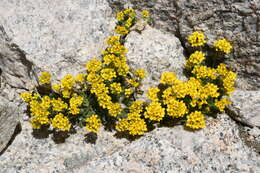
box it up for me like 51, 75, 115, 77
75, 114, 260, 173
108, 0, 260, 89
229, 90, 260, 128
228, 90, 260, 152
0, 0, 115, 80
0, 25, 34, 90
125, 25, 186, 100
0, 96, 19, 154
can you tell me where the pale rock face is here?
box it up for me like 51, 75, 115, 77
0, 96, 19, 153
229, 90, 260, 152
125, 25, 186, 100
76, 114, 260, 173
0, 0, 115, 80
230, 90, 260, 127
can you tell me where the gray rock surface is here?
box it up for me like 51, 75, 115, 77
0, 0, 115, 79
125, 25, 186, 99
0, 25, 33, 90
0, 120, 130, 173
75, 114, 260, 173
0, 25, 31, 153
108, 0, 260, 89
230, 90, 260, 127
0, 96, 19, 153
228, 90, 260, 152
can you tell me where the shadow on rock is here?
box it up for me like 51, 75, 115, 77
0, 122, 22, 156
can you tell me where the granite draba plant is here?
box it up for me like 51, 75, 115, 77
20, 9, 236, 137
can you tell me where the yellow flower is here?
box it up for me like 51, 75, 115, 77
129, 100, 144, 114
125, 88, 133, 97
62, 89, 71, 98
166, 99, 188, 118
160, 72, 178, 85
123, 8, 136, 17
127, 79, 139, 88
125, 17, 133, 28
110, 82, 122, 94
51, 113, 71, 131
134, 69, 146, 79
186, 111, 206, 129
75, 73, 86, 83
61, 74, 75, 90
186, 51, 205, 68
214, 39, 232, 54
69, 96, 83, 115
192, 65, 217, 80
222, 71, 236, 95
141, 10, 149, 18
85, 114, 102, 133
144, 102, 165, 121
20, 92, 32, 103
101, 68, 117, 81
106, 36, 120, 45
107, 102, 122, 117
199, 83, 219, 99
116, 11, 125, 21
87, 72, 103, 84
52, 83, 61, 93
216, 63, 228, 76
86, 59, 102, 72
188, 31, 206, 47
52, 98, 68, 112
115, 26, 129, 35
39, 72, 51, 85
215, 98, 231, 112
147, 87, 160, 101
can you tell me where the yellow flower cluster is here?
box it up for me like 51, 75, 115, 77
222, 71, 236, 95
215, 98, 231, 112
186, 51, 205, 68
160, 72, 178, 85
101, 68, 116, 81
216, 64, 236, 95
52, 98, 68, 112
75, 73, 86, 83
129, 101, 144, 114
134, 69, 146, 79
192, 65, 217, 80
144, 102, 165, 121
110, 82, 122, 94
39, 72, 51, 84
147, 87, 160, 101
25, 95, 51, 129
166, 99, 188, 118
214, 39, 232, 54
20, 11, 238, 138
20, 92, 32, 103
86, 59, 102, 72
106, 36, 120, 45
188, 31, 206, 47
186, 111, 206, 129
85, 114, 102, 133
116, 115, 147, 136
116, 100, 147, 135
52, 113, 71, 131
59, 74, 75, 98
69, 96, 83, 115
115, 26, 129, 35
